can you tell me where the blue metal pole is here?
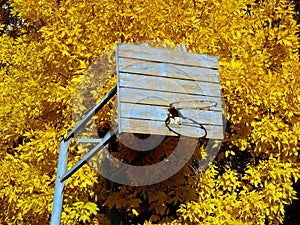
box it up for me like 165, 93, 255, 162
50, 137, 72, 225
50, 85, 117, 224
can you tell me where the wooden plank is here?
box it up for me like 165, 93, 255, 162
120, 118, 224, 139
117, 44, 218, 69
119, 88, 223, 111
119, 73, 221, 97
120, 103, 223, 126
118, 58, 219, 83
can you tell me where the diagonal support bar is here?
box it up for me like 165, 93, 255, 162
60, 129, 117, 183
66, 85, 117, 141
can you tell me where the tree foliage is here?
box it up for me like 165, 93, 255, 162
0, 0, 299, 224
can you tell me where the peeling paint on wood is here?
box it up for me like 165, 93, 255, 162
118, 44, 218, 69
120, 103, 223, 125
119, 73, 221, 97
121, 118, 224, 139
119, 58, 220, 83
119, 88, 223, 111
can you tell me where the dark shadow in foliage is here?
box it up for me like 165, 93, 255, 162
283, 180, 300, 225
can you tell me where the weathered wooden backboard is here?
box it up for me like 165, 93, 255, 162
116, 44, 224, 139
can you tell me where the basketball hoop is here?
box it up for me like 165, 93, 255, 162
165, 99, 218, 138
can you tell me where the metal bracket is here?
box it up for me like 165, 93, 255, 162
50, 85, 117, 225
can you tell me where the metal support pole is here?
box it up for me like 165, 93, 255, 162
50, 137, 72, 225
50, 85, 117, 224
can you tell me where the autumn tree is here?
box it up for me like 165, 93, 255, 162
0, 0, 299, 224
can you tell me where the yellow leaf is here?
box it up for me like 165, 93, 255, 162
132, 209, 139, 216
